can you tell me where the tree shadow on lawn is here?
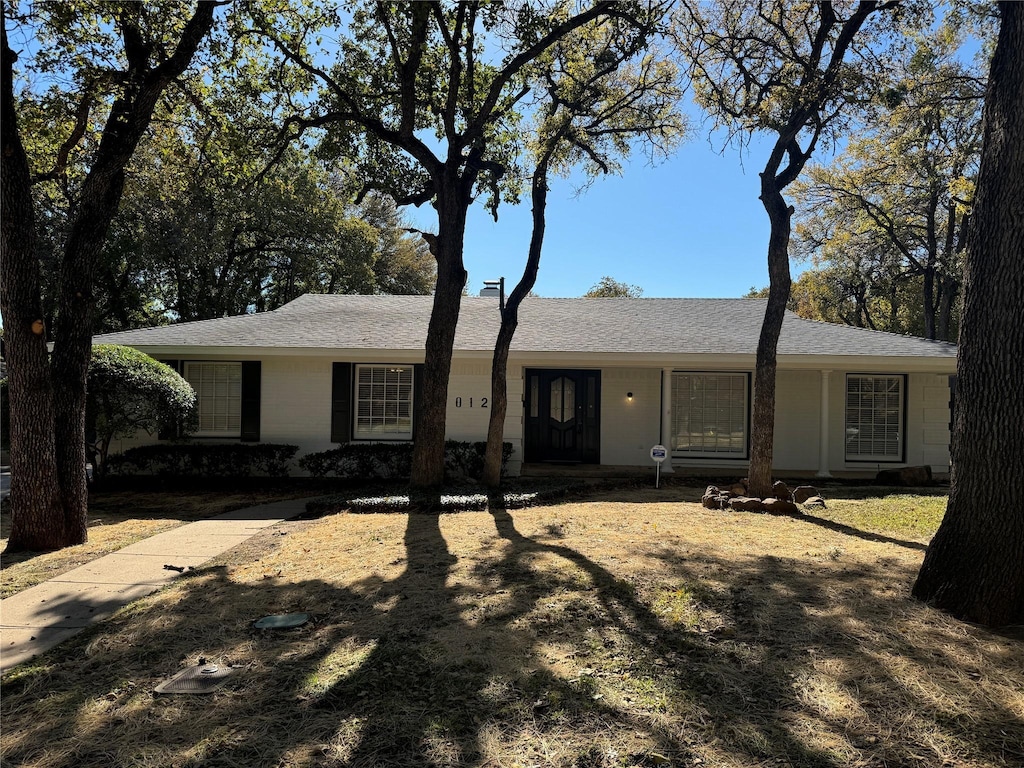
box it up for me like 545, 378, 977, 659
2, 499, 1021, 768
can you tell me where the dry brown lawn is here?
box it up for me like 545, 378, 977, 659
2, 483, 1022, 768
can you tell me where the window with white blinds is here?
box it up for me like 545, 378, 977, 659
671, 372, 748, 457
184, 362, 242, 436
845, 375, 904, 461
355, 365, 414, 439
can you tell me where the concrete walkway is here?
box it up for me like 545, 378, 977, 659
1, 497, 312, 672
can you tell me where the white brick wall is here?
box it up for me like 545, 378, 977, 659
599, 368, 661, 465
772, 370, 822, 471
109, 353, 952, 477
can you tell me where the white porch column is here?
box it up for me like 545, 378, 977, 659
660, 368, 675, 473
817, 369, 832, 478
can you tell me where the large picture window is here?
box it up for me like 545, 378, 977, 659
845, 374, 904, 461
671, 372, 749, 458
355, 365, 414, 440
184, 362, 242, 437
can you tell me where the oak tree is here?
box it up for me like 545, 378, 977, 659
675, 0, 900, 497
248, 0, 671, 486
912, 1, 1024, 627
1, 1, 220, 551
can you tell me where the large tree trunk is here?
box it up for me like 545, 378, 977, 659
912, 1, 1024, 626
482, 164, 550, 488
50, 166, 128, 541
410, 181, 469, 487
747, 179, 793, 498
1, 20, 67, 551
3, 3, 217, 550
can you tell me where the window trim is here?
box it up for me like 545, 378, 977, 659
183, 361, 244, 438
844, 373, 907, 464
352, 363, 415, 442
670, 370, 751, 460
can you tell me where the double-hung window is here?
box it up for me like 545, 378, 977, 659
845, 374, 904, 461
355, 365, 414, 440
184, 362, 242, 437
671, 372, 749, 458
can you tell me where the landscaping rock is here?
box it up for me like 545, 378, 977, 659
763, 497, 800, 514
792, 485, 819, 504
876, 465, 933, 486
771, 481, 792, 502
729, 496, 765, 512
702, 486, 721, 509
803, 496, 827, 509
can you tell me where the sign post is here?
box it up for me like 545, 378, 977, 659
650, 444, 667, 488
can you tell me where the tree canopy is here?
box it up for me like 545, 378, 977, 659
790, 31, 984, 341
583, 276, 645, 297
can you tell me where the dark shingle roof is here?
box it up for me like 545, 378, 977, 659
94, 294, 957, 359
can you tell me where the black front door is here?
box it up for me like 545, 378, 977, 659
524, 369, 601, 463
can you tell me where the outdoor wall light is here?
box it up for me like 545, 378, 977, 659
627, 392, 633, 402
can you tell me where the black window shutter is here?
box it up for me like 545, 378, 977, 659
157, 360, 181, 440
413, 363, 425, 440
331, 362, 352, 443
240, 361, 261, 442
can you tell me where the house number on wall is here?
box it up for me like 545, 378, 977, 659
454, 397, 488, 408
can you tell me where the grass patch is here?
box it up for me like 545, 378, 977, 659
3, 485, 1022, 768
808, 487, 948, 540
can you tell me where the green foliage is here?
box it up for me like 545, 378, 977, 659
105, 443, 299, 478
298, 441, 514, 481
444, 440, 515, 480
790, 32, 983, 342
298, 443, 414, 480
87, 346, 196, 476
583, 276, 644, 298
14, 2, 436, 333
89, 346, 195, 437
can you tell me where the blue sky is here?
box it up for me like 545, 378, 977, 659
407, 122, 792, 299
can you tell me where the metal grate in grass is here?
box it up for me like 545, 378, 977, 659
253, 612, 310, 629
154, 661, 233, 695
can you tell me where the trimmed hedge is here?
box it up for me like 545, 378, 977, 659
105, 443, 298, 477
298, 440, 515, 481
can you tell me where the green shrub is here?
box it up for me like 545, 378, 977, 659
298, 440, 514, 481
105, 443, 298, 477
443, 440, 515, 479
87, 345, 197, 477
297, 443, 414, 479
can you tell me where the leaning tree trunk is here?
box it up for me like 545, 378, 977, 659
482, 160, 551, 489
747, 178, 793, 498
410, 180, 469, 487
1, 20, 67, 551
912, 1, 1024, 627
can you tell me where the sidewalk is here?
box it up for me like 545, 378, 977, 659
0, 497, 312, 672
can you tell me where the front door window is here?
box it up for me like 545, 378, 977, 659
550, 376, 575, 422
